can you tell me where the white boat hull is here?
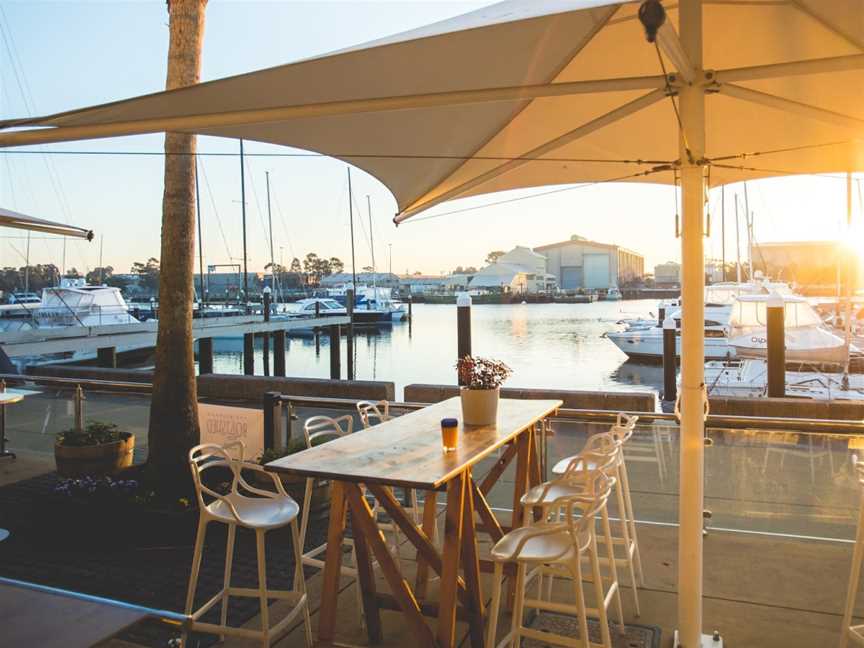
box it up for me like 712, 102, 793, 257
606, 328, 734, 361
705, 359, 864, 401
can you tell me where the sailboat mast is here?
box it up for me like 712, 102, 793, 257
721, 186, 726, 282
734, 194, 741, 284
265, 171, 277, 304
99, 235, 104, 284
844, 172, 854, 384
195, 159, 205, 305
347, 167, 358, 298
367, 195, 376, 301
744, 183, 754, 280
239, 139, 249, 307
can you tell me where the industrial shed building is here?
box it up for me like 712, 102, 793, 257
534, 235, 644, 291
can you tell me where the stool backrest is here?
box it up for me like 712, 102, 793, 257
502, 470, 612, 561
558, 431, 620, 480
357, 400, 391, 428
302, 414, 354, 449
611, 413, 639, 443
188, 441, 246, 509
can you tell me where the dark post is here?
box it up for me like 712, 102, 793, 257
198, 337, 214, 374
658, 306, 666, 328
457, 294, 472, 385
346, 289, 355, 380
329, 325, 341, 379
273, 330, 286, 377
408, 296, 413, 321
262, 288, 271, 376
262, 391, 281, 451
662, 316, 677, 403
243, 332, 254, 375
767, 293, 786, 398
96, 346, 117, 369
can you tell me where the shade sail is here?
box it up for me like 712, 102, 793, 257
0, 207, 93, 240
1, 0, 863, 222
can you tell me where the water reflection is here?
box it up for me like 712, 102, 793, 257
211, 302, 660, 396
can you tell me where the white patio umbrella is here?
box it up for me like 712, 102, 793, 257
2, 1, 864, 643
0, 207, 93, 240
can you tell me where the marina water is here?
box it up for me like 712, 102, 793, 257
211, 301, 662, 397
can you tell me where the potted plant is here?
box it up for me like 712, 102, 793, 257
456, 356, 513, 426
257, 438, 331, 516
54, 420, 135, 477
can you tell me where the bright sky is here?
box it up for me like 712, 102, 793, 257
0, 1, 859, 278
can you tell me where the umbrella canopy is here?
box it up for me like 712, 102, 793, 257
1, 0, 862, 220
2, 1, 862, 644
0, 207, 93, 240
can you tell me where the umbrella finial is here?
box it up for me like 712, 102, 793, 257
638, 0, 666, 43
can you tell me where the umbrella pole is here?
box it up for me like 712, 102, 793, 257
677, 1, 707, 646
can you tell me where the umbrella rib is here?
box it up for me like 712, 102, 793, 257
716, 83, 864, 133
713, 53, 864, 84
402, 165, 675, 225
708, 140, 857, 163
0, 74, 669, 147
395, 88, 669, 223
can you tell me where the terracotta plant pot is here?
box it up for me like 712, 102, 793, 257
54, 432, 135, 478
460, 387, 500, 426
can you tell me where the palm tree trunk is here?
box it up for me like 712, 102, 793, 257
148, 0, 207, 490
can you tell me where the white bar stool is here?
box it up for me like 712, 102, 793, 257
486, 470, 615, 648
522, 432, 627, 632
553, 414, 645, 596
185, 442, 312, 648
839, 457, 864, 648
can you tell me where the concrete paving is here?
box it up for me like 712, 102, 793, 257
201, 521, 858, 648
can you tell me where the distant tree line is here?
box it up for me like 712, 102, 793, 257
267, 252, 345, 288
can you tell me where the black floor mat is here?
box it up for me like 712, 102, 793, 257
0, 471, 329, 647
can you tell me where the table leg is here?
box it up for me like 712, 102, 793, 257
318, 480, 348, 645
415, 490, 438, 599
349, 487, 383, 644
345, 483, 436, 648
511, 430, 532, 529
438, 472, 467, 648
0, 405, 14, 460
529, 424, 542, 488
461, 473, 485, 648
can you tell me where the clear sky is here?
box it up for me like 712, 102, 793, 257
0, 1, 859, 279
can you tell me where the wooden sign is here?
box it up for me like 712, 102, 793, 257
198, 403, 264, 461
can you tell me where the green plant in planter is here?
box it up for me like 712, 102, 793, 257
57, 421, 125, 447
55, 420, 136, 478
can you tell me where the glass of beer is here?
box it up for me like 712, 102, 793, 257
441, 418, 459, 452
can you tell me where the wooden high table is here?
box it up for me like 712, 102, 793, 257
266, 397, 561, 648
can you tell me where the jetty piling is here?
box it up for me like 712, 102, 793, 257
767, 294, 786, 398
347, 289, 355, 380
662, 316, 677, 404
262, 288, 271, 376
273, 330, 286, 377
198, 338, 213, 374
457, 294, 472, 386
243, 333, 254, 375
96, 346, 117, 369
329, 325, 341, 379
